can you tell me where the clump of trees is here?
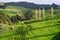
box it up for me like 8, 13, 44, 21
10, 15, 21, 23
9, 10, 34, 22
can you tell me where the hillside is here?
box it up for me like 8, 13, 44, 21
4, 2, 59, 9
0, 19, 60, 40
0, 11, 11, 24
0, 1, 60, 40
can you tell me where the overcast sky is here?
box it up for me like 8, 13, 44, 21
0, 0, 60, 5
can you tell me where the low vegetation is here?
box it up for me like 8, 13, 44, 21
0, 4, 60, 40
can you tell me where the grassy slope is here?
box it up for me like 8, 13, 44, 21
25, 20, 60, 40
0, 19, 60, 40
0, 9, 16, 16
0, 6, 60, 40
0, 6, 60, 19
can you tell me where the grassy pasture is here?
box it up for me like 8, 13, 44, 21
0, 19, 60, 40
0, 8, 60, 40
0, 9, 16, 16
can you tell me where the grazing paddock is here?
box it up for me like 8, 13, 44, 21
0, 7, 60, 40
0, 19, 60, 40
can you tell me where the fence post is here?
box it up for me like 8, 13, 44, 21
42, 8, 45, 19
39, 9, 41, 20
51, 7, 54, 18
36, 9, 38, 20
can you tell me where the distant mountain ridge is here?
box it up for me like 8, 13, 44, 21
4, 2, 59, 9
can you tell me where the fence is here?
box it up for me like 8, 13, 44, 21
36, 7, 54, 20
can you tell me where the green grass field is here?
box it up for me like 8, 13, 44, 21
0, 19, 60, 40
0, 8, 60, 40
0, 9, 17, 16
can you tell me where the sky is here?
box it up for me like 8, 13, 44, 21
0, 0, 60, 5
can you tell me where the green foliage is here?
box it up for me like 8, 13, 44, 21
0, 19, 60, 40
0, 9, 16, 16
24, 10, 34, 20
0, 6, 60, 40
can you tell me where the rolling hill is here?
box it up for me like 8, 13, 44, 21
0, 1, 60, 40
4, 2, 59, 9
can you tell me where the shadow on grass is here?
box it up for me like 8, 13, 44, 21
26, 32, 59, 39
0, 24, 59, 39
27, 24, 60, 31
0, 32, 59, 39
0, 34, 19, 39
52, 32, 60, 40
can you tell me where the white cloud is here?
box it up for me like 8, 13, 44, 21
0, 0, 60, 5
